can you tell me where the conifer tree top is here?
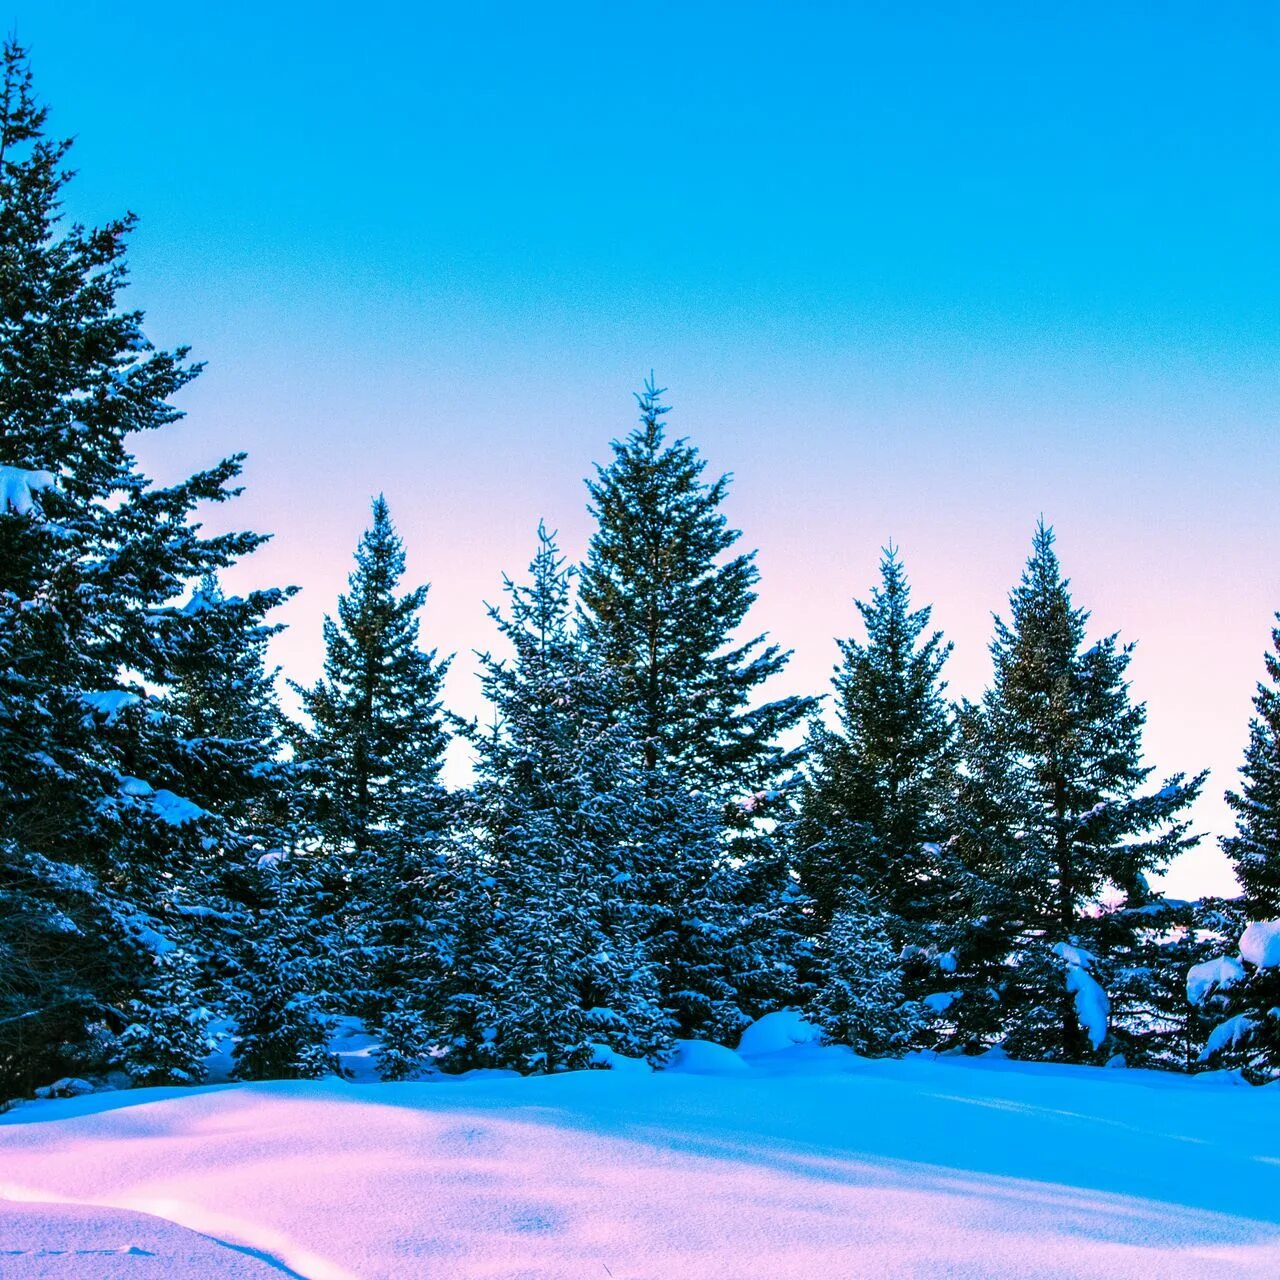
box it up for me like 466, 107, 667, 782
580, 379, 814, 798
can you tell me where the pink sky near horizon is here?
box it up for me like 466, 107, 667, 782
133, 333, 1275, 904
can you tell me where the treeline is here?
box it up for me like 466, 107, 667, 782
3, 43, 1279, 1099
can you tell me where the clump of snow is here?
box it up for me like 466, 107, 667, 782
1200, 1014, 1257, 1062
150, 790, 207, 827
922, 990, 963, 1014
79, 690, 141, 725
737, 1010, 821, 1057
937, 950, 958, 973
590, 1043, 653, 1073
0, 464, 55, 515
32, 1077, 95, 1100
118, 776, 154, 798
1187, 956, 1246, 1005
1052, 941, 1096, 971
664, 1038, 750, 1074
1240, 920, 1280, 970
1054, 942, 1109, 1050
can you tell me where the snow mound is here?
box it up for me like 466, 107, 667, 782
1240, 920, 1280, 970
737, 1010, 821, 1057
0, 464, 55, 515
590, 1043, 652, 1073
664, 1038, 749, 1074
1187, 956, 1246, 1005
32, 1078, 95, 1100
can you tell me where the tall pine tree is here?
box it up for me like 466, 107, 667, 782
1202, 613, 1280, 1082
293, 496, 452, 1068
0, 42, 282, 1096
580, 380, 813, 800
444, 525, 669, 1074
1223, 614, 1280, 919
796, 547, 958, 936
948, 522, 1203, 1063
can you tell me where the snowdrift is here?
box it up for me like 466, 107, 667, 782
2, 1043, 1279, 1279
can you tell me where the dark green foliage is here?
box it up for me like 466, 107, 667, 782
293, 496, 452, 1044
1223, 616, 1280, 919
116, 950, 214, 1087
580, 380, 814, 799
446, 525, 670, 1074
809, 890, 924, 1056
947, 523, 1203, 1062
0, 41, 281, 1097
230, 858, 339, 1082
797, 547, 956, 928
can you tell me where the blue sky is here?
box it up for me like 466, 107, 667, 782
13, 1, 1280, 894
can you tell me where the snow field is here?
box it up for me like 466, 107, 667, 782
3, 1038, 1279, 1279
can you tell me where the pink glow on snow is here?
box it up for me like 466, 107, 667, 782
3, 1052, 1280, 1278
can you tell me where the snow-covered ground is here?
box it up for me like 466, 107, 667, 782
3, 1031, 1279, 1279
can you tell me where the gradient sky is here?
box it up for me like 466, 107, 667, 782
14, 2, 1280, 897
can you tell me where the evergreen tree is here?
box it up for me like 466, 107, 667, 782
229, 855, 339, 1082
1223, 615, 1280, 919
948, 523, 1203, 1063
167, 574, 293, 829
580, 379, 814, 799
445, 525, 669, 1074
0, 42, 280, 1096
579, 380, 814, 1036
115, 949, 215, 1087
293, 495, 452, 1057
809, 890, 924, 1056
795, 546, 959, 992
1202, 617, 1280, 1083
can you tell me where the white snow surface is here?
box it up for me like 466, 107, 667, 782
1188, 956, 1247, 1005
1240, 919, 1280, 970
3, 1047, 1279, 1279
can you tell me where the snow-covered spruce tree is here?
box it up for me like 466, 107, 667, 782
579, 381, 814, 1029
0, 42, 282, 1096
579, 379, 813, 799
1101, 894, 1224, 1072
445, 525, 670, 1074
158, 575, 298, 971
631, 780, 788, 1042
1196, 919, 1280, 1084
229, 854, 339, 1082
115, 948, 215, 1088
947, 523, 1203, 1064
1223, 615, 1280, 920
1198, 616, 1280, 1082
292, 496, 452, 1073
167, 574, 293, 834
809, 889, 924, 1056
794, 546, 961, 1020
